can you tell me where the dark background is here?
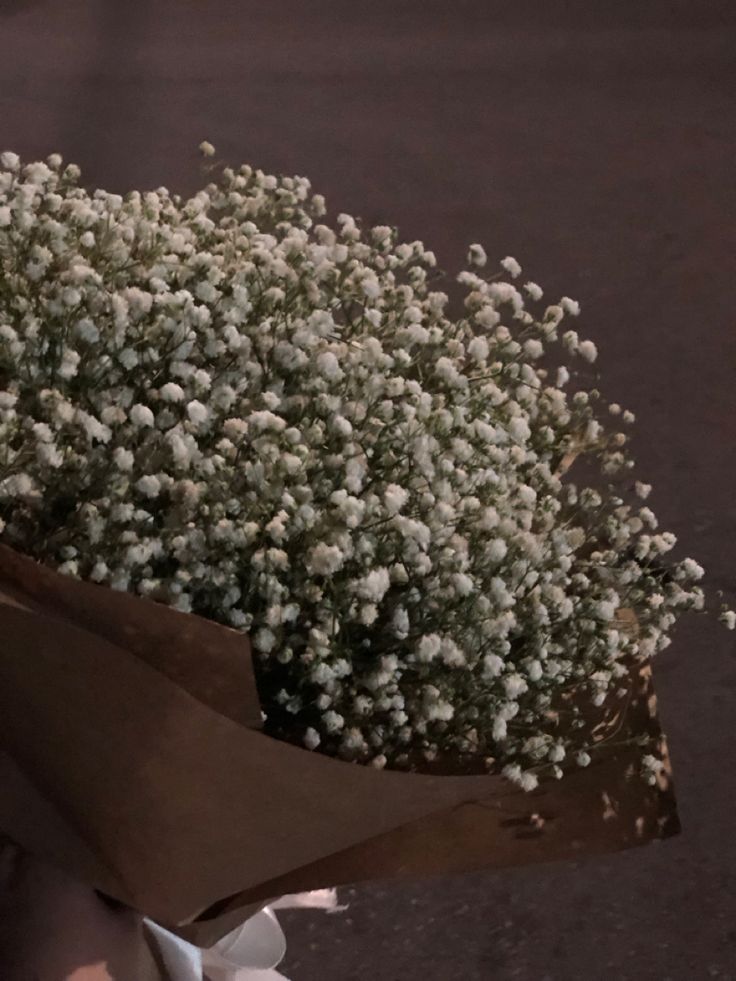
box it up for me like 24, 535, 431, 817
2, 1, 735, 977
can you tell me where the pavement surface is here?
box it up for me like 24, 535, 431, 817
1, 2, 735, 978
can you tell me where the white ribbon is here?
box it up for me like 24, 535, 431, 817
143, 889, 346, 981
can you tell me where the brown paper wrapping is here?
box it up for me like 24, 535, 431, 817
0, 543, 679, 947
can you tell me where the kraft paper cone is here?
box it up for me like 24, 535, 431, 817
0, 545, 679, 948
0, 542, 262, 730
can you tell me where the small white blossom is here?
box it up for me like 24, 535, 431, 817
679, 558, 705, 581
384, 484, 409, 514
519, 771, 539, 791
254, 628, 277, 653
501, 256, 522, 278
187, 400, 208, 424
416, 634, 442, 663
59, 349, 81, 379
303, 727, 321, 750
467, 243, 487, 267
136, 475, 161, 498
130, 404, 154, 427
504, 674, 529, 699
306, 543, 345, 576
355, 568, 391, 603
317, 351, 344, 381
1, 151, 20, 171
578, 340, 598, 363
719, 611, 736, 630
161, 382, 185, 403
322, 710, 345, 733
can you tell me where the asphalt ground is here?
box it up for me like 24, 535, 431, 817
1, 2, 735, 977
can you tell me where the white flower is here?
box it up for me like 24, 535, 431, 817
424, 695, 454, 722
330, 490, 365, 528
161, 382, 185, 403
549, 743, 565, 763
247, 410, 286, 433
416, 634, 442, 663
384, 484, 409, 514
3, 473, 34, 496
467, 336, 489, 362
130, 404, 154, 427
435, 356, 461, 385
187, 400, 208, 424
303, 727, 321, 749
475, 306, 500, 329
720, 610, 736, 630
32, 422, 52, 443
504, 674, 528, 699
74, 411, 110, 443
467, 243, 487, 267
502, 763, 521, 783
355, 568, 391, 603
578, 340, 598, 363
391, 606, 410, 638
508, 417, 531, 443
306, 543, 345, 576
359, 603, 378, 625
199, 141, 216, 157
482, 653, 504, 678
59, 349, 81, 379
317, 351, 344, 381
136, 475, 161, 498
451, 573, 474, 597
519, 771, 538, 792
501, 256, 522, 278
254, 628, 277, 653
322, 710, 345, 733
679, 558, 705, 581
74, 318, 100, 344
560, 296, 580, 316
596, 601, 617, 621
37, 443, 63, 467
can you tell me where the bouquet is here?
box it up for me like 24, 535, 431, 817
0, 144, 730, 943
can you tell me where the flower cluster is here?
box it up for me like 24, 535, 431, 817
0, 146, 731, 790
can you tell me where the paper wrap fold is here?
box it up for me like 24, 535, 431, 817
0, 543, 680, 947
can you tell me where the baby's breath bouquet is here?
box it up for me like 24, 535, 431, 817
0, 143, 731, 797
